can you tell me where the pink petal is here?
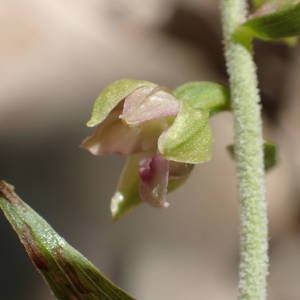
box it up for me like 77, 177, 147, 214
139, 154, 170, 208
121, 86, 180, 125
81, 109, 143, 155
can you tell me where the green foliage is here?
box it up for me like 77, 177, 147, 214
173, 81, 231, 115
263, 142, 278, 171
252, 0, 265, 8
227, 141, 277, 171
0, 181, 134, 300
252, 0, 298, 9
158, 101, 212, 164
235, 2, 300, 41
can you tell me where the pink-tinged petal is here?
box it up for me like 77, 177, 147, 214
121, 87, 180, 125
87, 79, 157, 127
139, 155, 170, 208
81, 109, 143, 155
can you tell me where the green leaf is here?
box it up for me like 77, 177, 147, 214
87, 79, 156, 127
263, 142, 278, 170
111, 155, 142, 221
251, 0, 293, 9
173, 81, 230, 116
0, 181, 135, 300
158, 101, 212, 164
227, 141, 277, 171
235, 2, 300, 41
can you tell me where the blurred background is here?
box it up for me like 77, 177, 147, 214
0, 0, 300, 299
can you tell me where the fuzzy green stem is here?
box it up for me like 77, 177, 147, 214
220, 1, 268, 299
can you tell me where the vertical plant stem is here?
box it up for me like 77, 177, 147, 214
220, 1, 268, 299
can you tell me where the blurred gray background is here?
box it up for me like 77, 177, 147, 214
1, 1, 300, 299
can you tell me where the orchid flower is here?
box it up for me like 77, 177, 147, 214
81, 79, 230, 220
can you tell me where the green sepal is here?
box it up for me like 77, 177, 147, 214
227, 141, 277, 171
111, 155, 142, 221
87, 79, 156, 127
235, 2, 300, 42
158, 101, 212, 164
0, 181, 134, 300
173, 81, 230, 116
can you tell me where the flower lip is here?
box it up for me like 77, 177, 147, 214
138, 154, 170, 208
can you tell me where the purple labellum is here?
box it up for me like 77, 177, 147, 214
139, 155, 170, 208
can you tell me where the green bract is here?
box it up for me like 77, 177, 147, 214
174, 81, 230, 115
235, 2, 300, 41
0, 181, 134, 300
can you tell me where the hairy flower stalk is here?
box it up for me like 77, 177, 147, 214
220, 1, 268, 299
